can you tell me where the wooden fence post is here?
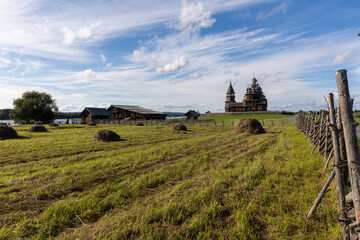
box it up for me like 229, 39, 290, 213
336, 69, 360, 228
327, 93, 348, 238
306, 170, 336, 218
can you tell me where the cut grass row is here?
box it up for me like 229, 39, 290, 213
0, 123, 339, 239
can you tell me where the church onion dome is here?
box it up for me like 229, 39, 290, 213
227, 82, 235, 94
246, 77, 264, 95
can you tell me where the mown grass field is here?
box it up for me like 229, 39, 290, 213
199, 113, 292, 126
0, 117, 340, 239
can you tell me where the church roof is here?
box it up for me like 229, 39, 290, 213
226, 82, 235, 94
246, 77, 264, 95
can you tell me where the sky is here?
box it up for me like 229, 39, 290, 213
0, 0, 360, 113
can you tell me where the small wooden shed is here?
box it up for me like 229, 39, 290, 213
185, 110, 200, 120
80, 107, 111, 123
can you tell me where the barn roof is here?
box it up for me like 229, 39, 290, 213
108, 105, 165, 115
81, 107, 111, 117
185, 110, 200, 117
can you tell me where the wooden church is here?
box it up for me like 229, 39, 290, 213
225, 77, 267, 112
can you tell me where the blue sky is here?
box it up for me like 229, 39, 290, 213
0, 0, 360, 113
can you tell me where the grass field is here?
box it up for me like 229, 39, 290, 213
0, 120, 340, 239
199, 113, 292, 126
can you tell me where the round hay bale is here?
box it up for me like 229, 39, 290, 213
87, 122, 97, 126
93, 130, 120, 142
0, 122, 8, 126
29, 125, 47, 132
235, 118, 265, 134
173, 123, 187, 131
136, 122, 144, 126
48, 123, 59, 127
35, 121, 44, 125
0, 125, 18, 139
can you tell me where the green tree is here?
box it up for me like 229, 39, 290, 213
10, 91, 58, 123
0, 109, 12, 119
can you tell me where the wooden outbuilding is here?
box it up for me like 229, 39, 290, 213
80, 107, 111, 123
107, 105, 166, 120
185, 110, 200, 120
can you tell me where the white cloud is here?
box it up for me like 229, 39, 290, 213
331, 50, 357, 67
100, 53, 107, 63
156, 56, 188, 73
79, 69, 96, 78
61, 22, 100, 45
132, 46, 147, 59
61, 27, 76, 45
178, 0, 216, 32
257, 3, 289, 21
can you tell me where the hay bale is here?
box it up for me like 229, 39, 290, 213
80, 120, 86, 124
87, 122, 97, 126
235, 118, 265, 134
29, 125, 47, 132
48, 123, 59, 127
136, 122, 144, 126
0, 125, 18, 139
35, 121, 44, 125
93, 130, 120, 142
0, 122, 7, 126
173, 124, 187, 131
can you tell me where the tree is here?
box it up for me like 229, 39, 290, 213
0, 109, 12, 119
10, 91, 58, 123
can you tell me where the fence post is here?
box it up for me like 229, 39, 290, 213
232, 119, 234, 126
262, 119, 264, 126
222, 119, 224, 127
327, 93, 348, 238
306, 170, 336, 218
336, 69, 360, 229
271, 119, 274, 126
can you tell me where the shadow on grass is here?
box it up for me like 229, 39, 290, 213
0, 135, 29, 140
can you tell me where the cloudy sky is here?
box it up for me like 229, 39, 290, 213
0, 0, 360, 113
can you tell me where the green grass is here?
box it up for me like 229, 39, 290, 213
0, 123, 340, 239
200, 113, 292, 126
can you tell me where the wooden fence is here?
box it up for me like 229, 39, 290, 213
294, 69, 360, 239
92, 117, 291, 127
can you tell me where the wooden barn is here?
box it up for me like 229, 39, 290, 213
185, 110, 200, 120
107, 105, 166, 120
80, 107, 111, 123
